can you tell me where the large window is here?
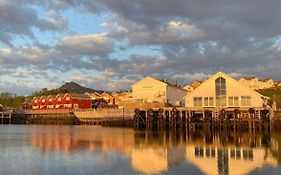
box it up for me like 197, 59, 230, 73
215, 77, 226, 106
228, 96, 239, 106
194, 97, 202, 107
241, 96, 251, 106
204, 97, 208, 106
204, 97, 214, 107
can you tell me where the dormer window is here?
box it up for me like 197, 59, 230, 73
34, 100, 38, 103
42, 99, 45, 103
58, 98, 61, 102
66, 96, 70, 101
49, 99, 52, 102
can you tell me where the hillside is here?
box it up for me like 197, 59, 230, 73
31, 81, 104, 97
58, 81, 104, 94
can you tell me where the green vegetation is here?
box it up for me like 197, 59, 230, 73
0, 88, 68, 109
31, 88, 68, 97
257, 88, 281, 99
0, 92, 26, 109
257, 88, 281, 106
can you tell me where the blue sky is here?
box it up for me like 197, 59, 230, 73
0, 0, 281, 95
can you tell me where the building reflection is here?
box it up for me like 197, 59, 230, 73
31, 126, 280, 175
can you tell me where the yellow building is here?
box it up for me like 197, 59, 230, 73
132, 76, 187, 106
183, 84, 194, 92
238, 77, 274, 90
185, 72, 269, 108
100, 92, 115, 105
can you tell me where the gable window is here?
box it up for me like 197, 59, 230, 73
66, 96, 70, 101
215, 77, 226, 106
194, 97, 202, 107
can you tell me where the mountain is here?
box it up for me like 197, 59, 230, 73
58, 81, 104, 94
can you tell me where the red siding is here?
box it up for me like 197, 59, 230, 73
31, 93, 92, 110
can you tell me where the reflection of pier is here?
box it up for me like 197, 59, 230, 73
30, 126, 279, 175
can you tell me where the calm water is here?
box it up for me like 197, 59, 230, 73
0, 125, 281, 175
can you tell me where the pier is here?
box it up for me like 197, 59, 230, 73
0, 110, 12, 124
132, 107, 272, 131
1, 107, 274, 131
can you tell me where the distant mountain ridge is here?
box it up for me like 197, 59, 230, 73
58, 81, 104, 94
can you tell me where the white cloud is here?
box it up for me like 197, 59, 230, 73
57, 34, 112, 56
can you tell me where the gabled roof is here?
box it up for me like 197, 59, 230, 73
260, 78, 273, 82
54, 94, 64, 100
64, 93, 91, 100
85, 92, 101, 98
186, 71, 267, 99
131, 76, 167, 87
100, 92, 113, 97
46, 95, 55, 99
132, 76, 186, 91
240, 76, 258, 80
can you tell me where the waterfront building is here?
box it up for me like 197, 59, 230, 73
100, 92, 115, 105
32, 93, 91, 110
191, 80, 202, 89
132, 76, 187, 106
238, 77, 274, 90
183, 84, 194, 92
185, 72, 269, 108
111, 91, 133, 105
85, 92, 101, 100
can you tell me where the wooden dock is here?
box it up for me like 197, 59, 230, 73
74, 108, 135, 126
133, 107, 272, 131
0, 110, 13, 124
3, 107, 274, 130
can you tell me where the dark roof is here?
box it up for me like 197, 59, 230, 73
240, 76, 258, 80
66, 93, 91, 100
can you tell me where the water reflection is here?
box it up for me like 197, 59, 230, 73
28, 126, 281, 175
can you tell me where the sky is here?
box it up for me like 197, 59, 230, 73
0, 0, 281, 95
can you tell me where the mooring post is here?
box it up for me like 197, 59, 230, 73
9, 113, 11, 124
1, 112, 3, 125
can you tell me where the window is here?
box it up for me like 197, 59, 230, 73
42, 99, 45, 103
228, 96, 234, 106
204, 97, 214, 107
34, 100, 37, 103
66, 96, 70, 101
204, 97, 209, 106
58, 97, 61, 102
49, 98, 52, 102
209, 97, 214, 106
234, 97, 239, 106
229, 96, 240, 106
241, 96, 251, 106
215, 77, 226, 106
194, 97, 202, 107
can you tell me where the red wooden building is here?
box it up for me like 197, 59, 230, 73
32, 93, 91, 110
